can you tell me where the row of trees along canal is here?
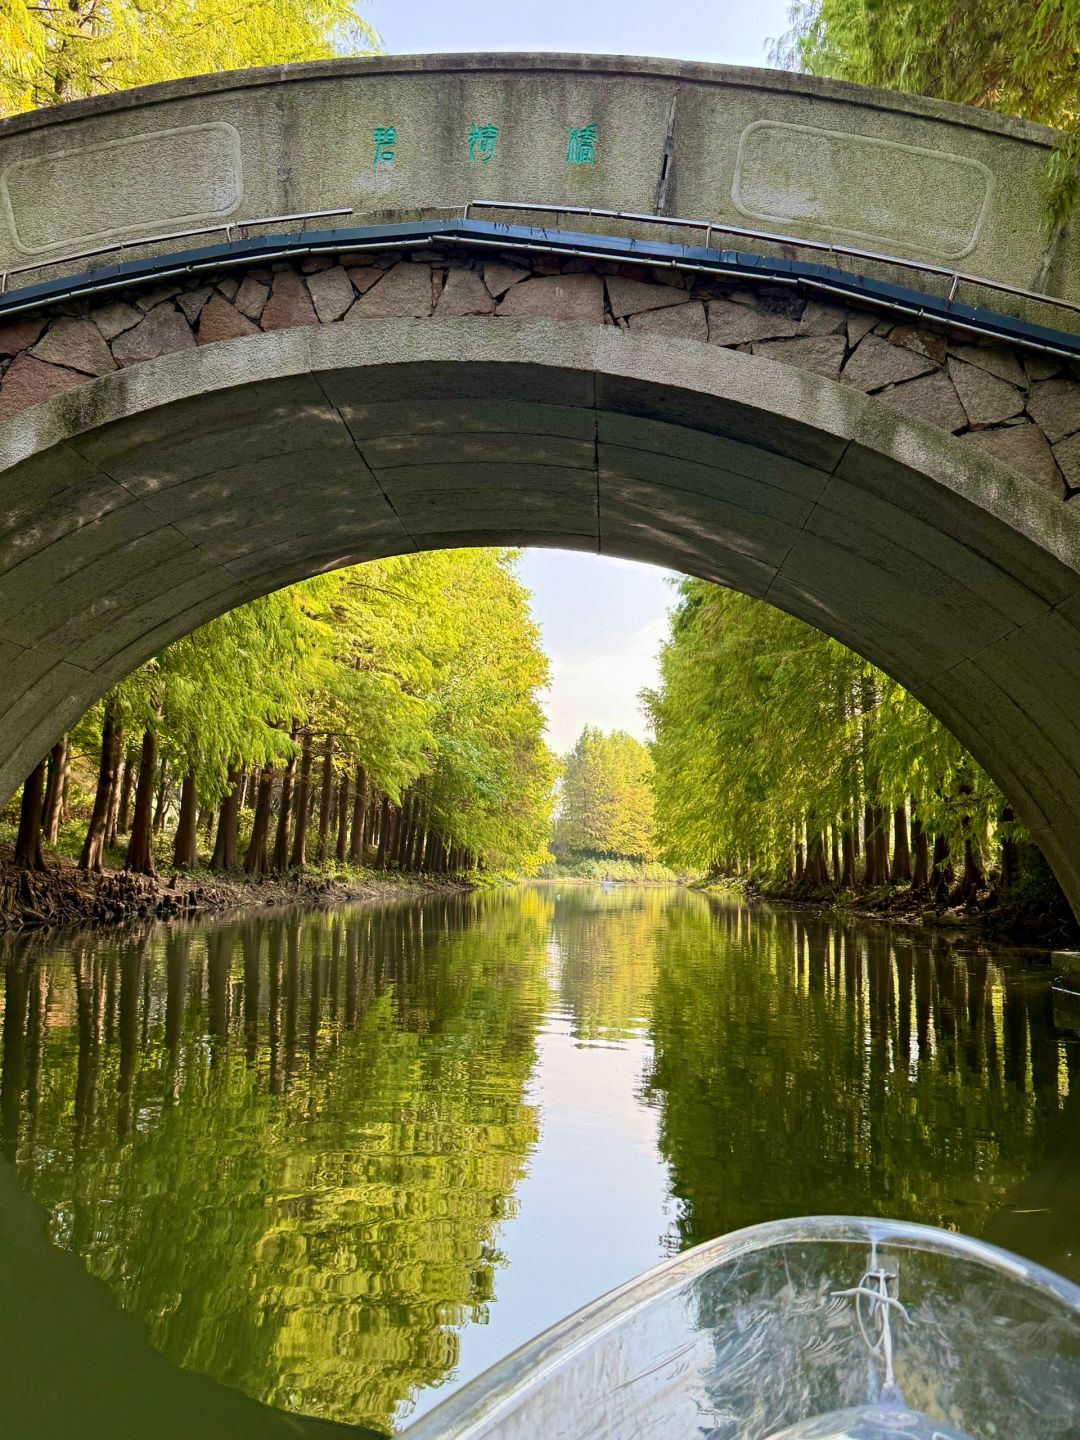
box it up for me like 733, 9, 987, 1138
3, 552, 556, 882
645, 583, 1062, 914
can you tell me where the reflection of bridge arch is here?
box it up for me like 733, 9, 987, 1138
3, 56, 1080, 907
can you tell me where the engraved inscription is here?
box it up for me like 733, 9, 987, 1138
732, 120, 994, 260
1, 122, 243, 255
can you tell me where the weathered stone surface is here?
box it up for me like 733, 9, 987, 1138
92, 301, 143, 340
234, 277, 269, 321
483, 263, 528, 297
847, 313, 877, 347
345, 266, 383, 295
628, 300, 708, 341
306, 266, 354, 323
260, 269, 318, 330
948, 356, 1024, 426
797, 302, 848, 336
875, 368, 966, 432
112, 303, 195, 367
136, 283, 181, 312
889, 325, 947, 365
31, 317, 115, 376
0, 354, 83, 421
435, 267, 495, 317
949, 342, 1026, 388
197, 295, 259, 345
0, 315, 46, 356
606, 275, 687, 319
751, 334, 846, 379
1027, 377, 1080, 443
842, 333, 935, 391
215, 277, 240, 301
963, 422, 1063, 494
1052, 431, 1080, 492
347, 261, 432, 319
708, 298, 799, 346
1023, 352, 1061, 383
175, 289, 212, 325
497, 272, 605, 322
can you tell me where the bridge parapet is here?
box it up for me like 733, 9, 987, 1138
0, 56, 1075, 313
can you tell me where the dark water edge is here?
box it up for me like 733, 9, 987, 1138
1, 885, 1077, 1435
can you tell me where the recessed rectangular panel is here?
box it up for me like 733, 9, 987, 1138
1, 122, 243, 254
732, 120, 993, 259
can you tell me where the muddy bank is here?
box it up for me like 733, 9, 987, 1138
700, 877, 1080, 949
0, 856, 471, 934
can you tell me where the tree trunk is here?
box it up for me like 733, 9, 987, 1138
840, 811, 856, 888
958, 835, 985, 901
152, 758, 171, 833
105, 754, 125, 845
125, 723, 159, 876
289, 730, 314, 869
273, 734, 298, 873
14, 759, 48, 871
172, 771, 199, 870
210, 769, 241, 872
245, 768, 276, 876
79, 706, 120, 873
41, 737, 67, 846
375, 797, 392, 869
890, 805, 912, 884
911, 810, 930, 890
931, 833, 953, 902
116, 750, 135, 835
348, 765, 367, 865
331, 771, 348, 862
316, 738, 334, 862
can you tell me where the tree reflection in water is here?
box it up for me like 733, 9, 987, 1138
0, 887, 1077, 1432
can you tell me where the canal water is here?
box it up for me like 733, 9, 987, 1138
1, 884, 1077, 1434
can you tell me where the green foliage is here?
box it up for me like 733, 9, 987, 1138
41, 551, 555, 879
0, 0, 378, 115
552, 726, 657, 861
775, 0, 1080, 230
645, 581, 1003, 880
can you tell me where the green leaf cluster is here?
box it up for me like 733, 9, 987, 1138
644, 581, 1003, 878
0, 0, 378, 114
552, 725, 657, 862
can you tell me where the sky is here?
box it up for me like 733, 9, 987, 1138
377, 1, 792, 753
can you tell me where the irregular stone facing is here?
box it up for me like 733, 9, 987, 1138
0, 246, 1076, 503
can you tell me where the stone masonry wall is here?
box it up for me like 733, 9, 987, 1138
0, 246, 1077, 499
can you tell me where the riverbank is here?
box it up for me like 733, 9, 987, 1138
699, 876, 1080, 948
0, 854, 472, 934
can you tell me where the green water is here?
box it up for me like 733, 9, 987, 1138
1, 885, 1077, 1435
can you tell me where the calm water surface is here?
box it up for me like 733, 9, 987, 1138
1, 885, 1078, 1433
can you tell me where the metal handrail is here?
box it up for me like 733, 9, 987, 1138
0, 207, 354, 293
463, 198, 1080, 318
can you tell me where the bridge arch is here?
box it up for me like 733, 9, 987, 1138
2, 56, 1080, 908
3, 315, 1080, 904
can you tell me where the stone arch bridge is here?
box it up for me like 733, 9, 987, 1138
3, 56, 1080, 905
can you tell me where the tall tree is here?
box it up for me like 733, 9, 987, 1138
0, 0, 377, 116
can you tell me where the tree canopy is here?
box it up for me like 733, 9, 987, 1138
775, 0, 1080, 230
645, 581, 1008, 898
552, 726, 657, 862
0, 0, 377, 114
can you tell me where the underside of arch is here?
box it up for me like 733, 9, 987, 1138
3, 319, 1080, 907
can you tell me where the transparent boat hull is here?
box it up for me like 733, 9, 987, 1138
404, 1217, 1080, 1440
